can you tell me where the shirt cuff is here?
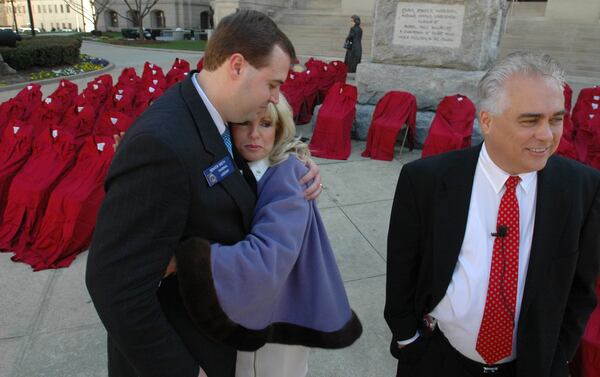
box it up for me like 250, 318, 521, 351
397, 332, 420, 347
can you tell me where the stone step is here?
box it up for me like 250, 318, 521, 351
277, 11, 373, 27
296, 0, 342, 10
280, 24, 372, 58
499, 17, 600, 82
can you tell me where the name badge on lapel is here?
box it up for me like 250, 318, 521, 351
203, 156, 236, 187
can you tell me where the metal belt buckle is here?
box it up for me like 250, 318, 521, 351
483, 366, 499, 374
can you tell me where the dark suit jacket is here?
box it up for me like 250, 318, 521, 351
86, 76, 257, 377
385, 145, 600, 377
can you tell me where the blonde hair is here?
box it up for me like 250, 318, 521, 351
266, 94, 311, 166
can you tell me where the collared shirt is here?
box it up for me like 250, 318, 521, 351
191, 73, 227, 136
429, 143, 537, 364
249, 158, 270, 182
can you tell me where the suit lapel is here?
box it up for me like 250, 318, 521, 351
517, 157, 569, 335
180, 77, 256, 231
431, 146, 481, 305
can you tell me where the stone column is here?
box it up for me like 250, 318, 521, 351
545, 0, 600, 23
212, 0, 240, 25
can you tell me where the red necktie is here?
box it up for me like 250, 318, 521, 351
476, 175, 521, 365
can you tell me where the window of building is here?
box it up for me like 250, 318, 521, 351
48, 5, 52, 13
108, 10, 118, 27
43, 5, 46, 13
61, 22, 65, 29
66, 5, 70, 12
54, 5, 58, 13
68, 22, 72, 29
60, 4, 63, 12
37, 4, 41, 13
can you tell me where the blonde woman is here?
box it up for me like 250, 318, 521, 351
175, 95, 362, 377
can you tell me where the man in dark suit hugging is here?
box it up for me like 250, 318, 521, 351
86, 10, 321, 377
385, 52, 600, 377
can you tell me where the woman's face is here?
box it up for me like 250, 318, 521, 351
231, 113, 276, 162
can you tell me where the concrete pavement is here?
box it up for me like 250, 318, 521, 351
0, 41, 420, 377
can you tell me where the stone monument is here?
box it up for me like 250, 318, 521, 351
354, 0, 507, 144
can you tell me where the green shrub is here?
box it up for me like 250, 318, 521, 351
0, 36, 82, 70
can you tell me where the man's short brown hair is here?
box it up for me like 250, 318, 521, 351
203, 10, 296, 71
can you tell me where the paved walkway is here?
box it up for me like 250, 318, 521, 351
0, 41, 419, 377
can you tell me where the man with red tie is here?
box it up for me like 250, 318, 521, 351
385, 52, 600, 377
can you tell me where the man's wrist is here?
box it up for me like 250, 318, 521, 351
397, 332, 420, 348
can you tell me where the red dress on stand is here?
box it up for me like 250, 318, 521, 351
0, 123, 34, 219
361, 91, 417, 161
26, 136, 115, 270
309, 82, 357, 160
421, 94, 475, 158
0, 128, 79, 258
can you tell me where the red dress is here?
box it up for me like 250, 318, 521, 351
0, 128, 78, 257
361, 91, 417, 161
26, 136, 115, 270
421, 94, 475, 158
556, 83, 578, 161
166, 58, 190, 88
0, 122, 34, 219
570, 279, 600, 377
309, 82, 357, 160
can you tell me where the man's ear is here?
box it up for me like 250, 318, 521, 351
228, 53, 245, 79
479, 110, 492, 136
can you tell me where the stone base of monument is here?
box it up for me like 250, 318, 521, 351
356, 63, 485, 111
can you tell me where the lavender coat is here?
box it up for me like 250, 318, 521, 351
176, 156, 362, 351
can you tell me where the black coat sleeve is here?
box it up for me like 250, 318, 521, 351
85, 132, 199, 377
384, 165, 423, 356
559, 180, 600, 360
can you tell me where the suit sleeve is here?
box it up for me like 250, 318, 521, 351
559, 181, 600, 360
385, 165, 422, 354
85, 133, 198, 377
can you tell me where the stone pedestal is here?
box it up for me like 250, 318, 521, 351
372, 0, 506, 70
357, 62, 484, 110
353, 0, 508, 142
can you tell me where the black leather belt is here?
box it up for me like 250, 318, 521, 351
437, 328, 516, 376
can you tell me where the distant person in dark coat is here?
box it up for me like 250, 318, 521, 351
344, 15, 362, 73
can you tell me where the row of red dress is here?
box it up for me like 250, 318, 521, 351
0, 58, 194, 270
281, 59, 347, 125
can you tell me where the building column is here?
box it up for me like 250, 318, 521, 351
212, 0, 239, 25
545, 0, 600, 23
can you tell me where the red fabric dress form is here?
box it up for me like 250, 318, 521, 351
166, 58, 190, 88
573, 86, 600, 162
0, 128, 78, 258
26, 135, 115, 270
309, 82, 357, 160
421, 94, 475, 158
361, 91, 417, 161
556, 83, 578, 161
570, 279, 600, 377
0, 123, 34, 220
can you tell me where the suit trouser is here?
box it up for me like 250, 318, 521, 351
395, 329, 516, 377
107, 332, 236, 377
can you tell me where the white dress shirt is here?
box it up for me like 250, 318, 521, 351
429, 143, 537, 363
249, 158, 270, 182
191, 73, 227, 136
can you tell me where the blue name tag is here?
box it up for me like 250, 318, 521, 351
203, 156, 236, 187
